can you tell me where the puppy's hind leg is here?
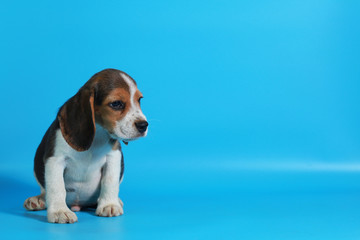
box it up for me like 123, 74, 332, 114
24, 173, 46, 211
24, 187, 46, 211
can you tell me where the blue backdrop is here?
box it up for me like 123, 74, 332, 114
0, 0, 359, 239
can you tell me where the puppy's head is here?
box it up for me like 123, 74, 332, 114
93, 69, 148, 141
58, 69, 148, 151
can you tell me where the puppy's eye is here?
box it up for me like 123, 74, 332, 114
138, 97, 143, 104
109, 101, 125, 110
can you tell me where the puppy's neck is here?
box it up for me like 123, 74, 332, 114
92, 124, 115, 149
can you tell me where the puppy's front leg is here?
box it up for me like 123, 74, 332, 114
45, 156, 78, 223
96, 150, 123, 217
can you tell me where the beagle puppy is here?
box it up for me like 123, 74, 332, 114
23, 69, 148, 223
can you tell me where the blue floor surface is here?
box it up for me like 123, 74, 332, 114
1, 157, 360, 240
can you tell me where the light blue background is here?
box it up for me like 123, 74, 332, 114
0, 0, 360, 239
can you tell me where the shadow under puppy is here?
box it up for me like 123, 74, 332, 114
24, 69, 148, 223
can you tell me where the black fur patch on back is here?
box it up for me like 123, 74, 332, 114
34, 119, 59, 189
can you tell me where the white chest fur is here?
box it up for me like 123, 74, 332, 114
53, 124, 121, 206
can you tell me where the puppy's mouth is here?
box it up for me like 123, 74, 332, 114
110, 134, 140, 142
109, 126, 147, 144
123, 132, 149, 144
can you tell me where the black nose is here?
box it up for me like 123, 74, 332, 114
135, 121, 148, 134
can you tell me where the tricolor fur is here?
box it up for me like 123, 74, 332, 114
24, 69, 148, 223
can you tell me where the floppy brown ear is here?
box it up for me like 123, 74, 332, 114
58, 88, 96, 151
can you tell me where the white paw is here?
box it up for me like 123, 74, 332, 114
24, 195, 46, 211
96, 203, 123, 217
47, 208, 78, 224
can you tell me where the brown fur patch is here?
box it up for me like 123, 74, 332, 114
58, 89, 96, 151
85, 69, 133, 106
95, 88, 131, 134
133, 90, 143, 108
